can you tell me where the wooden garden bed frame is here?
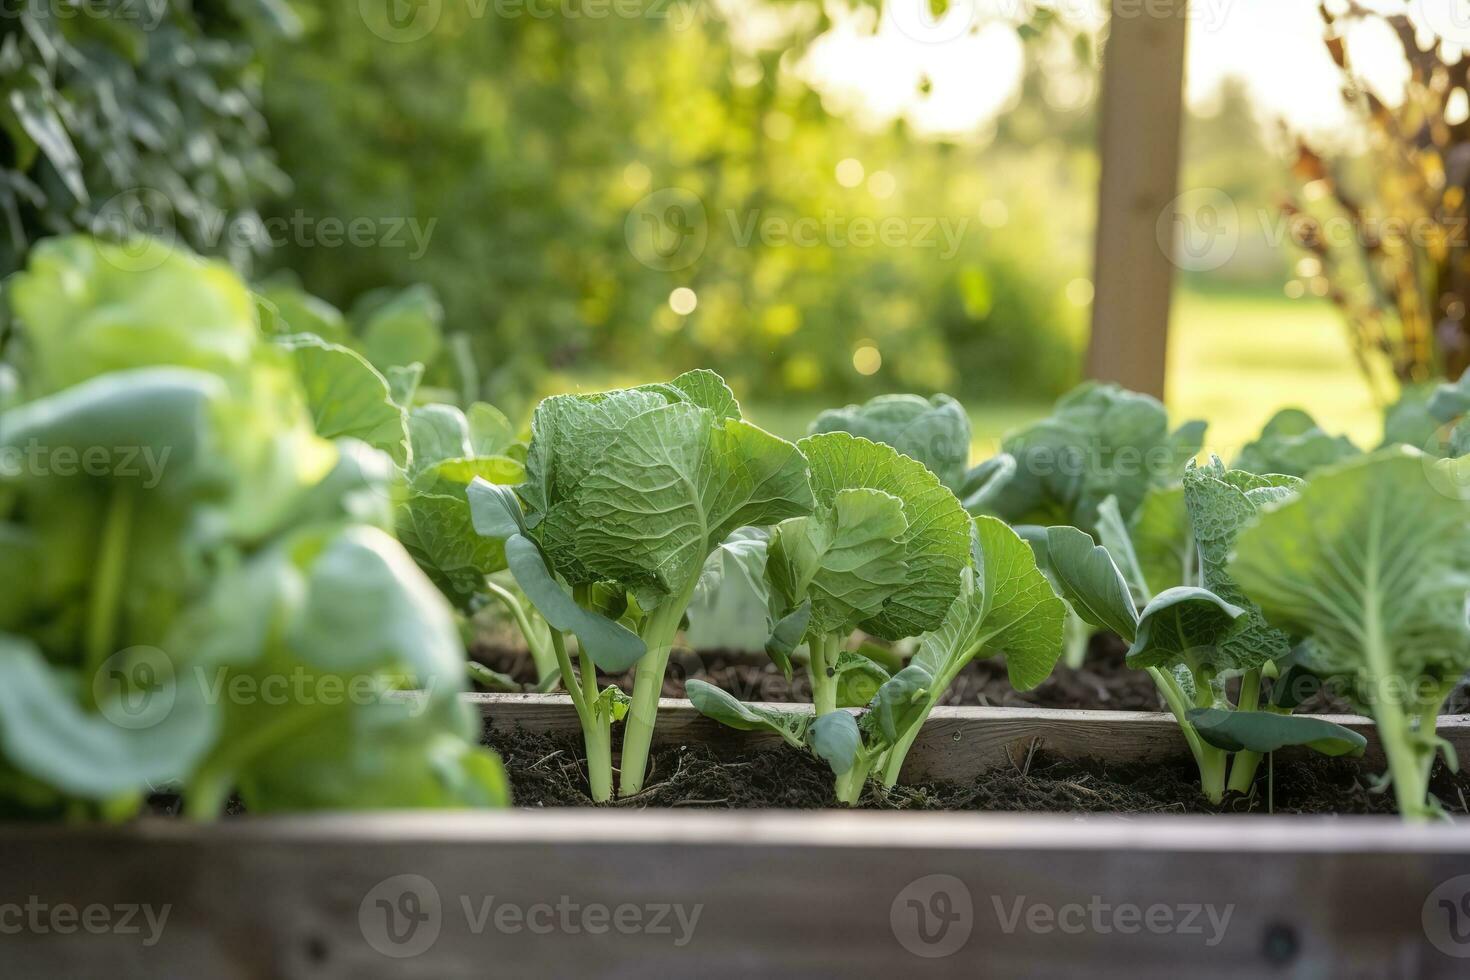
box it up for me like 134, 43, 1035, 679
473, 693, 1470, 785
5, 809, 1470, 976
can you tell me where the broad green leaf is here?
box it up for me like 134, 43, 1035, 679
1044, 525, 1140, 643
686, 679, 808, 744
1130, 485, 1192, 596
685, 528, 771, 654
1180, 459, 1301, 673
988, 382, 1201, 533
1125, 586, 1245, 672
401, 456, 524, 601
0, 635, 218, 798
408, 404, 475, 474
519, 387, 669, 528
467, 477, 528, 540
1187, 708, 1367, 757
833, 650, 890, 707
765, 600, 812, 678
959, 452, 1016, 513
0, 367, 224, 489
1095, 494, 1149, 605
1234, 408, 1358, 478
798, 432, 968, 640
644, 369, 741, 420
278, 334, 408, 466
809, 710, 861, 775
355, 284, 444, 372
768, 487, 909, 636
256, 280, 350, 345
386, 364, 425, 408
809, 393, 971, 491
8, 236, 258, 395
914, 516, 1066, 691
572, 403, 814, 599
466, 402, 518, 456
502, 535, 646, 672
1231, 448, 1470, 683
861, 663, 932, 749
1429, 373, 1470, 423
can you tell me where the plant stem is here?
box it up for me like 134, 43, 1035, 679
809, 633, 839, 716
835, 753, 873, 806
86, 485, 134, 704
550, 631, 613, 802
484, 579, 558, 686
617, 596, 688, 797
879, 646, 976, 788
1226, 669, 1264, 795
1149, 666, 1227, 803
1062, 608, 1089, 670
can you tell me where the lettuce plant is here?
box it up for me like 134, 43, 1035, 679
0, 235, 507, 817
470, 371, 813, 799
1047, 458, 1367, 803
1231, 448, 1470, 820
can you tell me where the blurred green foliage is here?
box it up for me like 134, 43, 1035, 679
260, 2, 1089, 410
0, 0, 295, 275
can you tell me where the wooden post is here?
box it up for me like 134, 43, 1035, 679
1087, 1, 1190, 398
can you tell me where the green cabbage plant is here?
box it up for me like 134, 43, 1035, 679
0, 235, 508, 818
1047, 457, 1368, 804
470, 371, 813, 800
1231, 448, 1470, 820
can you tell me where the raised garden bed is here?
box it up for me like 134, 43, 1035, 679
474, 693, 1470, 815
6, 811, 1470, 976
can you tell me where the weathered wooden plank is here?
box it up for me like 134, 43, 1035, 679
1088, 0, 1190, 397
2, 812, 1469, 978
469, 693, 1470, 783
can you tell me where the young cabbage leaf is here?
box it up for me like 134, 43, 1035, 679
1230, 447, 1470, 819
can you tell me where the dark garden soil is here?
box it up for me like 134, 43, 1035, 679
472, 633, 1470, 715
482, 726, 1470, 817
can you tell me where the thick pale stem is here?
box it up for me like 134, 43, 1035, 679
809, 633, 840, 716
1062, 608, 1089, 670
617, 597, 688, 797
835, 754, 873, 806
550, 631, 612, 802
880, 649, 974, 788
86, 486, 134, 689
1226, 669, 1263, 795
1148, 666, 1227, 802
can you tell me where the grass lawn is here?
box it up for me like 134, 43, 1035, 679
747, 286, 1381, 463
1164, 286, 1384, 457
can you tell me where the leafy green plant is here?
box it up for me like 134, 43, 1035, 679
1048, 457, 1367, 804
1231, 448, 1470, 820
0, 235, 507, 818
970, 382, 1205, 670
470, 371, 813, 799
1233, 408, 1359, 478
1, 1, 295, 276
